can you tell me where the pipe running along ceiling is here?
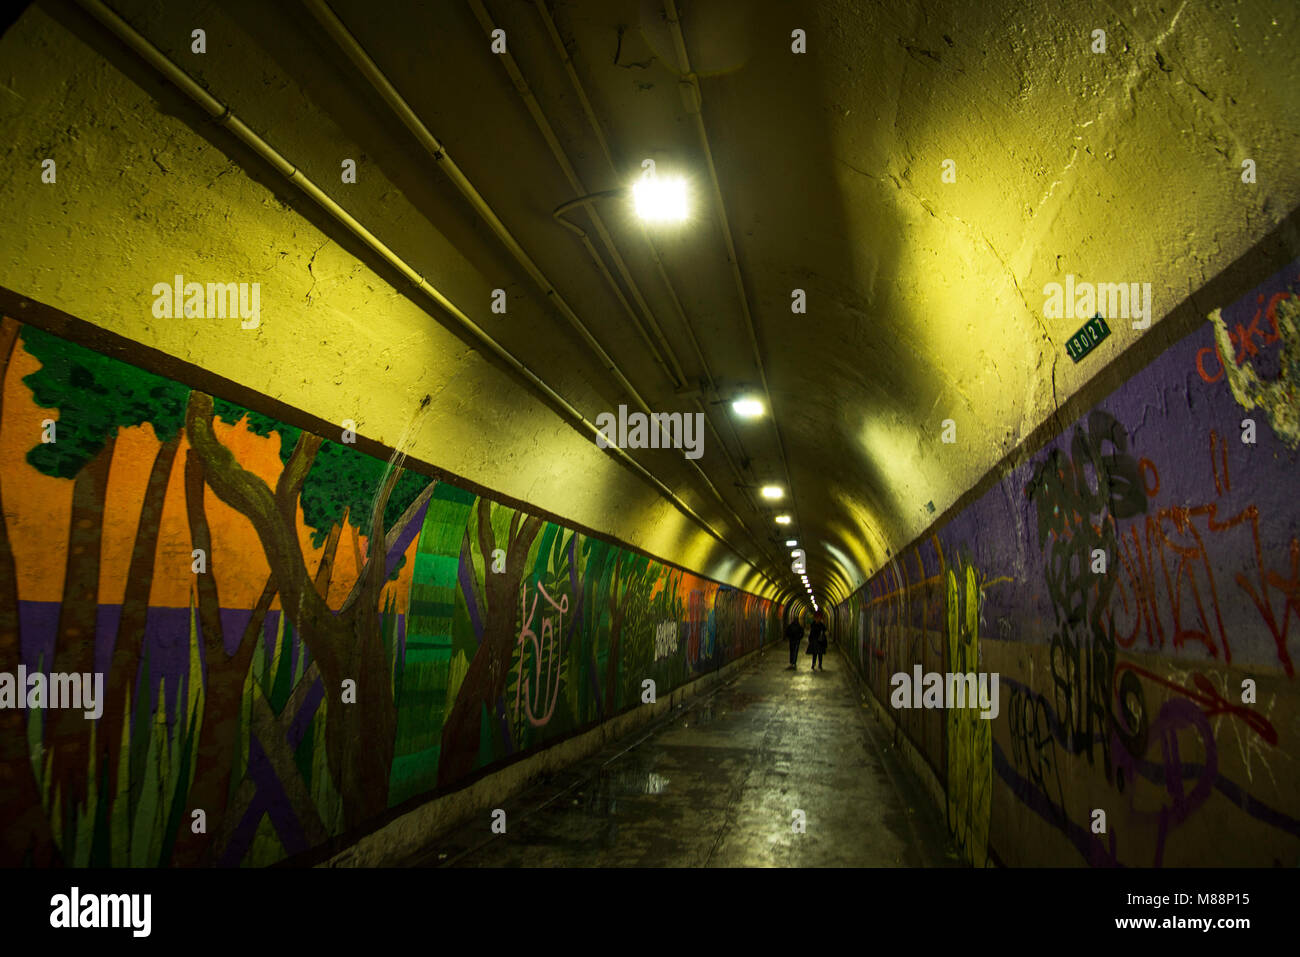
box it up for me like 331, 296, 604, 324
2, 0, 1296, 608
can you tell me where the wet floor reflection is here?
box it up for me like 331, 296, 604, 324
425, 649, 960, 867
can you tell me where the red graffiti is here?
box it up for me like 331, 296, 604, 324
1110, 453, 1299, 677
1195, 344, 1225, 384
1116, 662, 1277, 745
1209, 431, 1231, 496
1195, 289, 1293, 383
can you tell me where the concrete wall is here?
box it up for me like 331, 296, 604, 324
0, 2, 783, 601
0, 308, 781, 867
833, 260, 1300, 866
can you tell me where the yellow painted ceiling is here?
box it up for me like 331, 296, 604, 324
1, 0, 1297, 607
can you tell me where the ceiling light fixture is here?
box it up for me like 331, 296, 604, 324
552, 176, 688, 234
774, 514, 792, 525
732, 397, 764, 418
760, 485, 784, 500
632, 175, 688, 221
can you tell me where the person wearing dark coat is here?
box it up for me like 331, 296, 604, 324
784, 616, 804, 669
807, 612, 829, 670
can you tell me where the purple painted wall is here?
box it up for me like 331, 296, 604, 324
835, 260, 1300, 867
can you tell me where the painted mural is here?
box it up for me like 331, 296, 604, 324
835, 260, 1300, 867
0, 316, 780, 866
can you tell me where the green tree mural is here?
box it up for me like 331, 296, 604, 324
438, 498, 542, 786
605, 551, 652, 713
184, 390, 434, 828
0, 319, 57, 864
174, 397, 430, 862
19, 326, 188, 806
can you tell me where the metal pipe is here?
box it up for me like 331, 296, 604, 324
530, 0, 787, 574
464, 0, 687, 388
533, 0, 720, 399
552, 189, 628, 223
464, 0, 790, 580
298, 0, 681, 393
302, 0, 787, 586
71, 0, 777, 593
300, 0, 785, 589
663, 0, 807, 581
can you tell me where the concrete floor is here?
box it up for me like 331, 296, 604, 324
409, 644, 962, 867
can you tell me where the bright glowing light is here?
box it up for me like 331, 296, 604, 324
785, 539, 797, 547
760, 485, 784, 500
732, 397, 764, 418
633, 176, 688, 221
774, 514, 792, 525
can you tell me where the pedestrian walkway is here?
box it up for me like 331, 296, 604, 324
410, 643, 961, 867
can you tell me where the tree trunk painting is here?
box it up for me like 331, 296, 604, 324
98, 431, 182, 779
0, 317, 58, 865
169, 446, 268, 866
0, 321, 784, 867
313, 505, 347, 599
437, 499, 542, 788
46, 434, 114, 807
604, 554, 628, 713
183, 390, 432, 829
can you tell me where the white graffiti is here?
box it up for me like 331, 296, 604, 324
513, 581, 569, 727
654, 620, 679, 661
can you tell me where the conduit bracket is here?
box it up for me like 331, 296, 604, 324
678, 77, 701, 114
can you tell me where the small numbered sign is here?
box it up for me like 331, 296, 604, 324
1065, 313, 1111, 363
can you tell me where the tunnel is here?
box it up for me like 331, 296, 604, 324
0, 0, 1298, 932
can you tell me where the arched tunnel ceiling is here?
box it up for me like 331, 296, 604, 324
2, 0, 1297, 607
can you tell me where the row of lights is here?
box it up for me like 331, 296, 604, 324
630, 176, 810, 603
731, 397, 794, 520
801, 565, 818, 612
633, 176, 820, 616
785, 537, 817, 613
731, 397, 805, 599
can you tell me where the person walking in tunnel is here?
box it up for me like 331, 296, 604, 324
807, 611, 829, 671
784, 614, 804, 669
